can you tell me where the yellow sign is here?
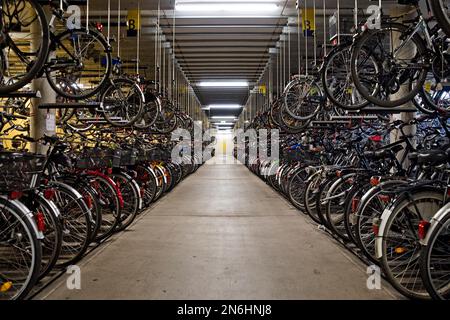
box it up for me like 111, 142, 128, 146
302, 8, 315, 37
127, 9, 141, 37
258, 85, 267, 95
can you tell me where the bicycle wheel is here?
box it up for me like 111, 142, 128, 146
50, 182, 92, 267
101, 78, 144, 127
431, 0, 450, 37
288, 167, 310, 212
46, 28, 111, 100
322, 43, 370, 110
134, 92, 160, 129
355, 180, 406, 264
89, 175, 121, 242
22, 192, 62, 280
315, 175, 339, 228
135, 164, 157, 207
342, 185, 365, 244
0, 0, 49, 94
283, 78, 323, 120
303, 170, 323, 224
351, 23, 428, 108
414, 72, 450, 113
325, 175, 354, 241
420, 205, 450, 300
152, 106, 178, 134
110, 172, 139, 232
279, 103, 310, 133
152, 165, 166, 201
0, 196, 42, 300
380, 188, 444, 299
58, 175, 102, 241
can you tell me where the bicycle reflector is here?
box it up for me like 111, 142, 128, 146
84, 194, 93, 209
8, 191, 23, 200
370, 177, 380, 186
352, 198, 360, 213
35, 211, 46, 232
0, 281, 12, 292
43, 188, 55, 200
372, 217, 381, 235
95, 22, 104, 33
369, 135, 382, 142
418, 220, 431, 240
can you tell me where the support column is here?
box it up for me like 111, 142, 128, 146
389, 5, 417, 167
30, 12, 56, 154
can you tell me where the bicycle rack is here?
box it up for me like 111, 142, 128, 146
38, 102, 102, 110
330, 116, 380, 121
347, 106, 418, 114
0, 91, 41, 98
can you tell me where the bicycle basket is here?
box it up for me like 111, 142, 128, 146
0, 152, 46, 192
75, 148, 121, 169
119, 148, 138, 166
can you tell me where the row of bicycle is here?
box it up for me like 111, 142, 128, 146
241, 112, 450, 300
0, 128, 202, 300
0, 0, 184, 132
262, 0, 449, 134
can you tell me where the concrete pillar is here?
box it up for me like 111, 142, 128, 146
30, 10, 56, 154
389, 5, 417, 166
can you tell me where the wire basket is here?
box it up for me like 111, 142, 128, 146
137, 148, 152, 163
119, 148, 138, 166
0, 152, 46, 192
75, 148, 121, 169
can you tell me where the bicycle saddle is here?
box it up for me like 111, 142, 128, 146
417, 149, 448, 166
364, 144, 404, 160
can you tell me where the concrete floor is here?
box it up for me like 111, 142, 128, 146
36, 162, 400, 300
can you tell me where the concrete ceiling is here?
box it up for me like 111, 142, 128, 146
89, 0, 402, 121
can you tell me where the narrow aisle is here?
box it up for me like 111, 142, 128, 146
37, 162, 399, 300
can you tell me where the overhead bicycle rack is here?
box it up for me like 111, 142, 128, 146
347, 106, 418, 114
311, 120, 353, 125
0, 91, 41, 99
85, 119, 129, 125
38, 102, 102, 110
330, 116, 380, 121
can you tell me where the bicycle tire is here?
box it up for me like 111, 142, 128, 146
420, 208, 450, 300
431, 0, 450, 38
45, 28, 112, 100
380, 188, 444, 299
101, 78, 144, 127
0, 0, 49, 95
322, 43, 370, 110
0, 196, 42, 300
111, 172, 139, 232
50, 181, 92, 267
351, 23, 429, 108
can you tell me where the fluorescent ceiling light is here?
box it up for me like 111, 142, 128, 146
211, 116, 237, 119
208, 104, 242, 109
175, 2, 278, 13
198, 81, 248, 87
